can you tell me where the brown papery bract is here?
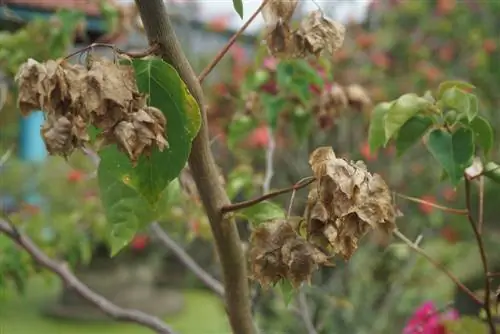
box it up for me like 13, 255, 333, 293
261, 0, 299, 30
306, 147, 397, 260
15, 57, 168, 164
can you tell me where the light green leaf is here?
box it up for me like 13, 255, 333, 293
385, 94, 431, 143
278, 279, 295, 306
368, 102, 392, 152
237, 201, 285, 226
467, 94, 479, 122
98, 58, 197, 255
227, 114, 258, 150
426, 128, 475, 185
395, 115, 433, 156
226, 165, 254, 199
469, 116, 494, 157
276, 60, 322, 104
483, 162, 500, 184
232, 0, 244, 18
437, 80, 475, 99
440, 87, 471, 117
291, 106, 312, 144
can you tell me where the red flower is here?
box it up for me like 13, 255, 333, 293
360, 142, 377, 161
439, 45, 454, 62
440, 226, 459, 244
246, 125, 270, 149
356, 33, 375, 49
442, 186, 457, 201
419, 195, 436, 215
371, 52, 390, 69
436, 0, 456, 15
131, 234, 149, 251
483, 39, 497, 54
67, 170, 84, 182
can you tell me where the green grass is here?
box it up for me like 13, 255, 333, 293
0, 279, 230, 334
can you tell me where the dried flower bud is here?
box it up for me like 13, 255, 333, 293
261, 0, 299, 29
345, 84, 372, 111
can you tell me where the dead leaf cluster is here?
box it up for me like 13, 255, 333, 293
15, 57, 167, 164
248, 219, 331, 289
306, 147, 397, 260
263, 7, 345, 59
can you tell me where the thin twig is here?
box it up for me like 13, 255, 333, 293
64, 42, 160, 61
465, 178, 496, 334
395, 192, 468, 215
150, 222, 225, 298
297, 290, 318, 334
0, 219, 176, 334
479, 176, 485, 234
197, 0, 269, 83
393, 229, 482, 305
221, 177, 315, 214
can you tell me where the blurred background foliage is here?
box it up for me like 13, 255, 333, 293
1, 0, 500, 333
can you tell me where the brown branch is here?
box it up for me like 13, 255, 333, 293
64, 42, 160, 61
464, 178, 496, 334
221, 177, 316, 214
133, 1, 256, 333
393, 229, 482, 305
197, 0, 269, 83
150, 223, 225, 298
395, 192, 468, 215
0, 219, 176, 334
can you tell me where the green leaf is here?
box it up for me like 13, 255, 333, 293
384, 94, 432, 143
426, 128, 475, 185
395, 115, 433, 156
98, 59, 197, 254
276, 60, 322, 104
440, 87, 471, 117
226, 165, 254, 199
291, 106, 312, 144
368, 102, 392, 152
443, 316, 487, 334
237, 201, 285, 226
227, 114, 258, 150
232, 0, 244, 18
467, 94, 479, 122
469, 116, 494, 157
278, 279, 295, 306
483, 162, 500, 183
437, 80, 475, 99
262, 94, 287, 130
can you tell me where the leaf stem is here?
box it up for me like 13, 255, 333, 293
197, 0, 269, 83
221, 177, 315, 214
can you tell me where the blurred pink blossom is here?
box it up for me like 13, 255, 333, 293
403, 301, 458, 334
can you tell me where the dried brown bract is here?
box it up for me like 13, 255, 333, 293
261, 0, 299, 29
15, 57, 168, 163
249, 219, 331, 289
345, 84, 372, 112
296, 10, 346, 57
306, 147, 397, 260
318, 83, 349, 118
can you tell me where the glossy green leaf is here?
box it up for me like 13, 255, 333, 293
440, 87, 470, 116
227, 114, 258, 150
385, 94, 432, 143
426, 128, 475, 185
437, 80, 475, 99
232, 0, 244, 18
278, 279, 295, 306
483, 162, 500, 183
395, 115, 433, 156
98, 58, 198, 255
368, 102, 392, 151
466, 94, 479, 121
237, 201, 285, 226
291, 106, 312, 144
262, 94, 287, 130
469, 116, 494, 156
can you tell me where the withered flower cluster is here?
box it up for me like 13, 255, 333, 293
15, 57, 168, 164
262, 0, 345, 58
249, 147, 397, 289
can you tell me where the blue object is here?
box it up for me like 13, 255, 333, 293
19, 111, 47, 162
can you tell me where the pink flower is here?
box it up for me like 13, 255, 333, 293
403, 301, 458, 334
263, 57, 278, 71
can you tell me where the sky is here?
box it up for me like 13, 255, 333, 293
119, 0, 371, 33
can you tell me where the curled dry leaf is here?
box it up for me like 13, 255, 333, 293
15, 57, 168, 163
306, 147, 397, 260
318, 83, 349, 118
248, 219, 332, 289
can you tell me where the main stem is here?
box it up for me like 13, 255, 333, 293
133, 1, 255, 333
